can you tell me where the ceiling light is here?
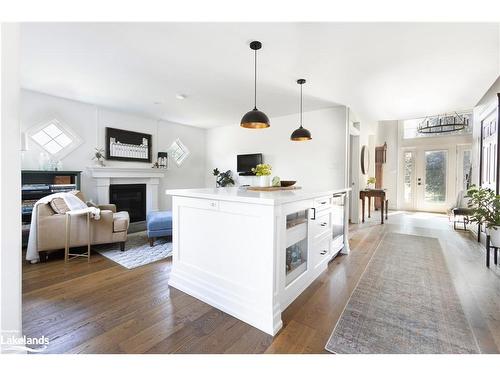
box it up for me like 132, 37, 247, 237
417, 112, 469, 134
291, 79, 312, 141
240, 41, 270, 129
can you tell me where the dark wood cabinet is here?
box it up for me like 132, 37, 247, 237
479, 94, 500, 194
21, 170, 81, 246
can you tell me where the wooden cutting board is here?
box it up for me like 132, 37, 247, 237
246, 186, 302, 192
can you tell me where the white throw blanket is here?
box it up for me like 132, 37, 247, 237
26, 192, 101, 263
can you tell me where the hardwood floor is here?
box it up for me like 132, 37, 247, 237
22, 211, 500, 353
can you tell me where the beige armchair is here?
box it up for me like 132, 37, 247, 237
36, 191, 130, 262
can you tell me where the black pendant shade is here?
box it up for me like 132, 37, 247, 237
291, 79, 312, 141
240, 41, 270, 129
290, 126, 312, 141
240, 108, 270, 129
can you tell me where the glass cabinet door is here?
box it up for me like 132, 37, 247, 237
285, 209, 309, 286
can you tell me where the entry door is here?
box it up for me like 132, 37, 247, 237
401, 150, 417, 210
401, 148, 450, 212
456, 145, 472, 192
416, 149, 449, 212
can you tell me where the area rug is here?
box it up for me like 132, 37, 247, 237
325, 232, 479, 354
94, 231, 172, 269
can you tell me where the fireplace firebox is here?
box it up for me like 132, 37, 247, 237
109, 184, 146, 223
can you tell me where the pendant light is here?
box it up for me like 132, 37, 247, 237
240, 41, 270, 129
291, 79, 312, 141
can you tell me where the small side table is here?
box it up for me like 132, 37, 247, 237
360, 189, 388, 224
485, 235, 499, 268
65, 209, 92, 263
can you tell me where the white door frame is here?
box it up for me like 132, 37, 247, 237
348, 122, 360, 223
399, 144, 462, 213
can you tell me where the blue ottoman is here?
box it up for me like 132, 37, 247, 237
147, 211, 173, 246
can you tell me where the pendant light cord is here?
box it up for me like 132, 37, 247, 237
254, 48, 257, 110
300, 83, 303, 127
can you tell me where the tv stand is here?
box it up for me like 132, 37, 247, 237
238, 172, 255, 176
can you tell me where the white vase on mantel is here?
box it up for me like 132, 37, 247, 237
257, 175, 271, 187
489, 226, 500, 247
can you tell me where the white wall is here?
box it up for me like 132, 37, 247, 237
1, 23, 23, 352
20, 90, 207, 210
377, 120, 399, 209
205, 107, 348, 191
348, 110, 378, 187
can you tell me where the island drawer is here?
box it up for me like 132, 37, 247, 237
311, 209, 332, 240
313, 196, 333, 211
313, 236, 332, 268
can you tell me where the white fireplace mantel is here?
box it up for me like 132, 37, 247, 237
87, 166, 166, 214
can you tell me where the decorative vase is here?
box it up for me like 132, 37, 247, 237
489, 226, 500, 247
257, 175, 271, 187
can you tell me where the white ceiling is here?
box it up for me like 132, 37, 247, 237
21, 23, 499, 128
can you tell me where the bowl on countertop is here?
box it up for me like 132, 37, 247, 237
280, 180, 296, 187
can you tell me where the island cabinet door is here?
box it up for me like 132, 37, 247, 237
170, 196, 280, 335
279, 199, 316, 310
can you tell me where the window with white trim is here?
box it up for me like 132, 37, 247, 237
28, 119, 83, 159
168, 138, 190, 166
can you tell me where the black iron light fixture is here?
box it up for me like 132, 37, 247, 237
290, 79, 312, 141
417, 112, 469, 135
240, 41, 270, 129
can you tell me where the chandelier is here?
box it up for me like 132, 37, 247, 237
417, 112, 469, 134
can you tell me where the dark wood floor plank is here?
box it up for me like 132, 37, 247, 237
22, 212, 500, 354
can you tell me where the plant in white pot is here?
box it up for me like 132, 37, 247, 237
251, 164, 272, 187
366, 176, 376, 189
92, 147, 106, 167
466, 185, 500, 246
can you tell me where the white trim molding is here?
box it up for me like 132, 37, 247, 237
87, 167, 166, 214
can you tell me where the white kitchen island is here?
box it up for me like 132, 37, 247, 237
166, 187, 350, 335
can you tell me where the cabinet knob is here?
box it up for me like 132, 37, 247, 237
320, 222, 327, 227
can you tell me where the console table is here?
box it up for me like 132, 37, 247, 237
360, 189, 388, 224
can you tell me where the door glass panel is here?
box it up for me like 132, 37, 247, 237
424, 150, 447, 203
285, 210, 308, 286
403, 151, 414, 203
462, 149, 471, 190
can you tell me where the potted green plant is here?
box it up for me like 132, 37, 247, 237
466, 185, 500, 246
212, 168, 235, 188
367, 176, 376, 189
252, 164, 272, 187
92, 148, 105, 167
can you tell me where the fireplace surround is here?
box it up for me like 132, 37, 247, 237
88, 167, 166, 221
109, 184, 146, 222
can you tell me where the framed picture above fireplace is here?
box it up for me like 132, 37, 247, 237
105, 127, 152, 163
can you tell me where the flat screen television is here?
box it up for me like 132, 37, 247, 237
237, 153, 262, 174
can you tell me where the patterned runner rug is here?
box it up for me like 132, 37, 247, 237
325, 232, 479, 354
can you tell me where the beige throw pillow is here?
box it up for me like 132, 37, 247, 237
50, 198, 70, 214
